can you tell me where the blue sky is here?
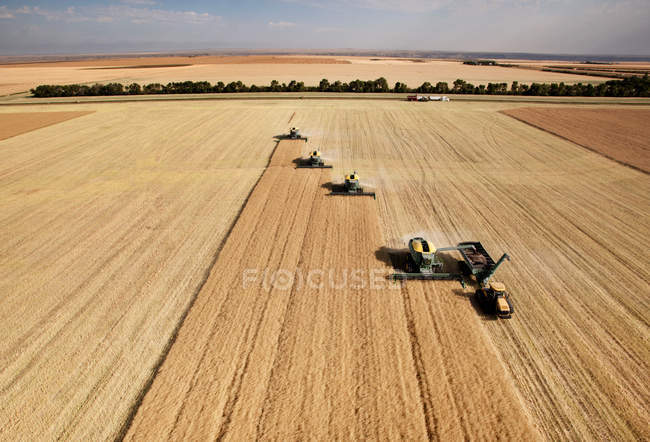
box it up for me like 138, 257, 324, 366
0, 0, 648, 55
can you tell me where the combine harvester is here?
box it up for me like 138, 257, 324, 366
296, 150, 332, 169
389, 237, 467, 285
328, 171, 376, 199
285, 127, 308, 141
390, 238, 514, 318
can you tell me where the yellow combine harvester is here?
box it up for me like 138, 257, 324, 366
328, 171, 376, 199
390, 237, 465, 283
296, 150, 333, 169
286, 127, 308, 141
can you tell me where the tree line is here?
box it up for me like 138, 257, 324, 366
31, 75, 649, 98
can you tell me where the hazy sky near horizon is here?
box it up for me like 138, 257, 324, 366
0, 0, 648, 55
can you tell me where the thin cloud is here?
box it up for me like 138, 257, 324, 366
5, 4, 221, 25
268, 21, 297, 28
7, 5, 90, 22
121, 0, 157, 5
281, 0, 453, 12
315, 26, 343, 33
281, 0, 565, 13
0, 6, 14, 19
98, 5, 221, 24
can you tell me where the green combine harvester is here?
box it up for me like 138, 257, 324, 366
389, 237, 466, 285
296, 150, 333, 169
286, 127, 308, 141
328, 171, 376, 199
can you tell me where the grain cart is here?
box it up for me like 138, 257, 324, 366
328, 171, 376, 199
457, 241, 513, 318
457, 241, 509, 285
296, 150, 332, 169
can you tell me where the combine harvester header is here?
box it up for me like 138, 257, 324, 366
283, 127, 308, 141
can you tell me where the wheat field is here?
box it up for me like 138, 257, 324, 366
0, 100, 648, 440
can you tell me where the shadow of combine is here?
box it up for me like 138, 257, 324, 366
375, 246, 406, 270
273, 134, 307, 141
321, 182, 337, 191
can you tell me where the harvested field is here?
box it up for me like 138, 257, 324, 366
0, 111, 93, 141
1, 100, 648, 440
297, 101, 650, 440
0, 56, 608, 96
502, 107, 650, 172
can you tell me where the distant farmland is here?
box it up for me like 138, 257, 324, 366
0, 55, 618, 96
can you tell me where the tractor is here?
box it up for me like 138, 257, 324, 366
475, 281, 514, 319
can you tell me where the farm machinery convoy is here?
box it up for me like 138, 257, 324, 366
285, 128, 513, 318
390, 238, 514, 318
287, 128, 375, 198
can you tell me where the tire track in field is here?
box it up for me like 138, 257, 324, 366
253, 175, 325, 438
400, 286, 437, 440
215, 169, 323, 440
252, 177, 427, 440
